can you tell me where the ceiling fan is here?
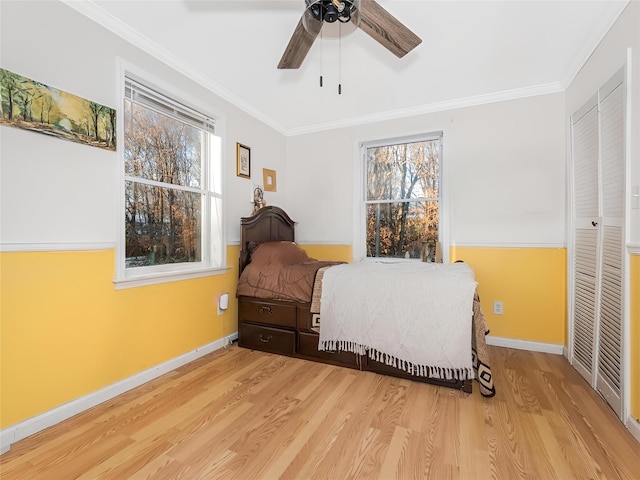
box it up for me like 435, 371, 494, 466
278, 0, 422, 69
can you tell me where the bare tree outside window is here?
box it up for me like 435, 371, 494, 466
365, 136, 441, 259
118, 75, 222, 287
124, 96, 205, 268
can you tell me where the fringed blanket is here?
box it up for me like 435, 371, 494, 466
314, 260, 495, 397
471, 294, 495, 397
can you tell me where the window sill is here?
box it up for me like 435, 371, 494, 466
113, 266, 231, 290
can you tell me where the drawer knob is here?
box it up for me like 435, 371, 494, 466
259, 334, 273, 343
259, 306, 273, 314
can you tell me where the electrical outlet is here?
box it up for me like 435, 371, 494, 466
493, 301, 504, 315
217, 293, 229, 316
216, 297, 223, 316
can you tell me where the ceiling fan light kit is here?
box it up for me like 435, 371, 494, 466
278, 0, 422, 70
303, 0, 361, 37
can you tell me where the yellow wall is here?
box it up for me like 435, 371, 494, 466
302, 244, 567, 346
631, 254, 640, 421
302, 244, 567, 345
0, 246, 239, 429
300, 244, 353, 263
2, 242, 632, 429
450, 246, 567, 345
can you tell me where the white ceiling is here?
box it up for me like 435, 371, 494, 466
66, 0, 629, 135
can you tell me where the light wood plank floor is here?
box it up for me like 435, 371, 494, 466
1, 344, 639, 479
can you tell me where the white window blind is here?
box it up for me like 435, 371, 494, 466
125, 77, 215, 134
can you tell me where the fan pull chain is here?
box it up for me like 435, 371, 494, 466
319, 30, 324, 87
338, 24, 342, 95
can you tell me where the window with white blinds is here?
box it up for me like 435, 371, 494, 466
116, 74, 224, 289
361, 133, 443, 261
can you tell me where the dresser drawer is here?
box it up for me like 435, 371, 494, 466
239, 298, 296, 328
296, 305, 317, 332
238, 322, 295, 355
298, 332, 359, 367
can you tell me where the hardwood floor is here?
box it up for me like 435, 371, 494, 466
1, 344, 639, 479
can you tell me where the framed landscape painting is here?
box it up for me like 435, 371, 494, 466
0, 68, 116, 151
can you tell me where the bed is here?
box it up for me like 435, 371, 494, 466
236, 206, 495, 397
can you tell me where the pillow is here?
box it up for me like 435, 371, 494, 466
250, 241, 314, 266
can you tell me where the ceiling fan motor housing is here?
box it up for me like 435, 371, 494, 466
306, 0, 357, 24
279, 0, 421, 69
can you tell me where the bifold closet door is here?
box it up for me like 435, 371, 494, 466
570, 99, 599, 383
595, 75, 625, 417
570, 69, 625, 420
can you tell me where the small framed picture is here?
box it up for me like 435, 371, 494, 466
263, 168, 277, 192
236, 143, 251, 178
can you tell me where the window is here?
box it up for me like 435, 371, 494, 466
116, 75, 223, 288
362, 133, 442, 260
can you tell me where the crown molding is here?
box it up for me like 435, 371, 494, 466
560, 0, 631, 89
60, 0, 290, 136
61, 0, 622, 137
285, 82, 564, 136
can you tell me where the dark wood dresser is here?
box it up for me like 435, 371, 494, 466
235, 206, 472, 393
237, 295, 359, 369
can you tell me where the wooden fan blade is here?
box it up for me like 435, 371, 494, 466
358, 0, 421, 58
277, 15, 322, 69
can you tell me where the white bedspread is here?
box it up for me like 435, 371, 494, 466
318, 260, 478, 380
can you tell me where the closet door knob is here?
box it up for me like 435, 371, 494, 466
591, 221, 598, 227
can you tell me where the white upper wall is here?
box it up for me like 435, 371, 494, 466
4, 1, 636, 254
565, 1, 640, 248
286, 2, 640, 252
285, 92, 567, 251
78, 0, 629, 133
0, 0, 286, 248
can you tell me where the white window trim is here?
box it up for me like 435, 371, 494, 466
354, 132, 447, 263
113, 59, 228, 289
114, 266, 230, 291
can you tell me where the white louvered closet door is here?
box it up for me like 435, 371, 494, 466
570, 69, 626, 420
596, 75, 625, 417
571, 99, 599, 383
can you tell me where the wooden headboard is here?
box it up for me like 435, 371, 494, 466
239, 206, 296, 274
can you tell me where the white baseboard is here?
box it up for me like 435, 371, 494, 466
0, 332, 238, 455
485, 335, 564, 355
627, 416, 640, 444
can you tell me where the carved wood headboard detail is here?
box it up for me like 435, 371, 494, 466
239, 206, 296, 275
